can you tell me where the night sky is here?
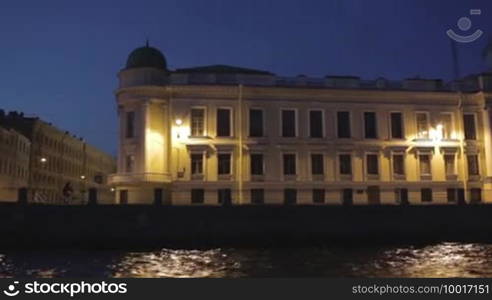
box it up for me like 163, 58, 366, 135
0, 0, 491, 154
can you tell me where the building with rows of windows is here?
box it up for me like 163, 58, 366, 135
0, 111, 116, 204
109, 43, 492, 205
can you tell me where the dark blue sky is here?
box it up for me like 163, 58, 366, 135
0, 0, 491, 154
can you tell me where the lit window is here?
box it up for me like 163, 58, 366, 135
191, 108, 205, 136
419, 154, 431, 176
191, 154, 203, 175
444, 154, 456, 175
416, 112, 429, 139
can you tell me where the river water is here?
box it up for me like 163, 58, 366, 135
1, 242, 491, 277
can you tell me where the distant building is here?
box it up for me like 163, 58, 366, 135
0, 125, 30, 201
0, 111, 116, 203
109, 44, 492, 205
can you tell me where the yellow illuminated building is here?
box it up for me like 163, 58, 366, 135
0, 111, 116, 203
109, 44, 492, 205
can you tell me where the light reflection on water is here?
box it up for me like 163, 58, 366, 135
0, 242, 492, 278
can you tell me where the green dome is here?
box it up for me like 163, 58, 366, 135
125, 44, 167, 70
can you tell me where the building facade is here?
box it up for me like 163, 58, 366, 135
0, 111, 116, 204
109, 44, 492, 205
0, 125, 30, 201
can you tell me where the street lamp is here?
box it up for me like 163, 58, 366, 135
80, 175, 86, 180
40, 157, 47, 163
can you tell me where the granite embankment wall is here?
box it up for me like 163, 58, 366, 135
0, 204, 490, 249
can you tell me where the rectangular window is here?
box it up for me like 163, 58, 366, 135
471, 188, 482, 203
284, 189, 297, 205
421, 188, 433, 202
191, 108, 205, 136
342, 189, 353, 205
416, 112, 429, 139
339, 154, 352, 175
218, 189, 232, 205
444, 154, 456, 175
249, 109, 264, 137
337, 111, 351, 138
283, 154, 296, 175
312, 189, 325, 204
390, 112, 404, 139
217, 108, 231, 137
395, 188, 409, 205
311, 154, 324, 175
447, 188, 457, 203
440, 113, 453, 139
309, 110, 323, 138
364, 112, 377, 139
191, 154, 203, 175
251, 189, 264, 204
467, 155, 479, 176
191, 189, 204, 204
281, 110, 296, 137
419, 154, 431, 176
125, 111, 135, 138
393, 154, 405, 176
125, 155, 134, 173
218, 153, 231, 175
463, 114, 476, 140
366, 154, 379, 175
250, 154, 264, 175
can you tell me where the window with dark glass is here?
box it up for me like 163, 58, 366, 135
191, 108, 205, 136
281, 110, 296, 137
191, 189, 204, 204
393, 154, 405, 175
339, 154, 352, 175
395, 188, 409, 205
218, 153, 231, 175
125, 155, 134, 173
251, 189, 264, 204
283, 154, 296, 175
337, 111, 351, 138
444, 154, 456, 175
463, 114, 476, 140
421, 188, 432, 202
390, 112, 403, 139
364, 112, 377, 139
416, 113, 429, 139
191, 154, 203, 175
284, 189, 297, 205
471, 188, 482, 203
312, 189, 325, 204
217, 108, 231, 137
249, 109, 264, 137
309, 110, 323, 138
467, 155, 479, 176
447, 188, 457, 203
250, 154, 264, 175
125, 111, 135, 138
366, 154, 379, 175
311, 154, 324, 175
